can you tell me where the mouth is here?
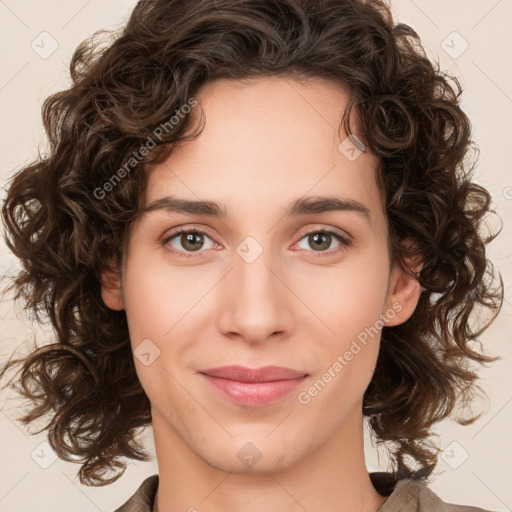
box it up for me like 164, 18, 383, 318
198, 365, 309, 407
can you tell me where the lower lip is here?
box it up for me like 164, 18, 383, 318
200, 374, 308, 406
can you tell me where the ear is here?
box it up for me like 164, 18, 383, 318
100, 262, 125, 311
383, 255, 422, 327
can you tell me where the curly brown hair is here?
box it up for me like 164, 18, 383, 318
0, 0, 503, 487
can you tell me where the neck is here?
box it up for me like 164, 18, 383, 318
151, 406, 387, 512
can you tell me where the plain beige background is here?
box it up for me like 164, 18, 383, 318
0, 0, 510, 510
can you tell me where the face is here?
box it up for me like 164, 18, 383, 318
102, 75, 420, 475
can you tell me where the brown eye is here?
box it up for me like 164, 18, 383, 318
178, 231, 205, 251
295, 229, 352, 255
164, 228, 216, 257
307, 232, 331, 251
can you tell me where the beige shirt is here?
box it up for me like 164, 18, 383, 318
113, 472, 496, 512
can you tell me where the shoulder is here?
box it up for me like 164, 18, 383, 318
113, 474, 159, 512
371, 472, 497, 512
115, 472, 496, 512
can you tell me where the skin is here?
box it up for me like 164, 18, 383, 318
101, 75, 421, 512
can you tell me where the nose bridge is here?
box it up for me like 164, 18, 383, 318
217, 237, 291, 342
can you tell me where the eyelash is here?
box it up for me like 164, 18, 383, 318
162, 226, 352, 259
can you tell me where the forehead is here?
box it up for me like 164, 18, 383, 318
144, 76, 385, 228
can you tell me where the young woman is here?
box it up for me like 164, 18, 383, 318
0, 1, 503, 511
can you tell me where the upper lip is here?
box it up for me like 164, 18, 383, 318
200, 365, 308, 382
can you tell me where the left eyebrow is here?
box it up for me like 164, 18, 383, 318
284, 195, 371, 221
139, 194, 371, 222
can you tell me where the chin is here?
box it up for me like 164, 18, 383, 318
199, 435, 304, 476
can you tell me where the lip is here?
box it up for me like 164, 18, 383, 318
199, 365, 309, 407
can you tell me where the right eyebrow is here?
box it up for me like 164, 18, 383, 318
140, 196, 226, 218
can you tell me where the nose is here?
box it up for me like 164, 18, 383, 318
216, 245, 294, 345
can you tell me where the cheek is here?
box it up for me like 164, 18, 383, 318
121, 250, 209, 344
121, 255, 195, 406
123, 270, 169, 344
292, 250, 390, 406
298, 252, 390, 342
297, 266, 388, 413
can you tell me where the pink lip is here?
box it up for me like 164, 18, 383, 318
199, 365, 309, 406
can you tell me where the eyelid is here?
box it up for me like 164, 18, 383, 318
291, 226, 352, 256
295, 225, 352, 244
162, 225, 218, 255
